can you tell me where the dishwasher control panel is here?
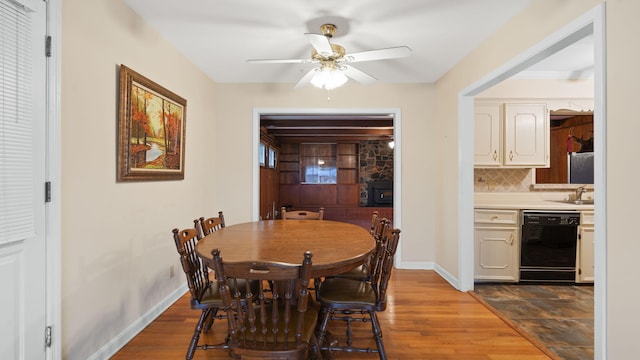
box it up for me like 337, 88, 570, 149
522, 211, 580, 226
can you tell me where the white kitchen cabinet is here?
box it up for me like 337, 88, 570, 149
577, 211, 594, 283
474, 209, 520, 282
474, 101, 549, 168
474, 103, 502, 166
503, 103, 549, 167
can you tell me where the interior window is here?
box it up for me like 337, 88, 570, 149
268, 147, 277, 168
259, 142, 266, 167
300, 143, 337, 184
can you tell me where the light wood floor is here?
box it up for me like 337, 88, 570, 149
112, 270, 551, 359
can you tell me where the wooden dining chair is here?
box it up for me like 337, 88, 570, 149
329, 217, 390, 282
212, 248, 321, 360
195, 211, 225, 239
369, 210, 379, 235
281, 206, 324, 220
172, 227, 227, 359
172, 227, 258, 359
315, 227, 401, 360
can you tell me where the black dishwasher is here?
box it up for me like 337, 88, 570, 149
520, 211, 580, 283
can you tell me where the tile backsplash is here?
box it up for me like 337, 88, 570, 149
474, 168, 533, 192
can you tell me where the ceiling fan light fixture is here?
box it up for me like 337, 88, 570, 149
247, 23, 411, 90
310, 67, 348, 90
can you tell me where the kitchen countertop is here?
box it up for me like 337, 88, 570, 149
475, 192, 595, 211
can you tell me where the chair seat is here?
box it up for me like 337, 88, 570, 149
315, 227, 400, 360
192, 279, 258, 309
317, 277, 377, 308
329, 264, 369, 281
330, 217, 389, 283
192, 282, 223, 308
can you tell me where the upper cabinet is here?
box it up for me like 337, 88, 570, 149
475, 101, 549, 168
474, 103, 502, 166
503, 103, 549, 166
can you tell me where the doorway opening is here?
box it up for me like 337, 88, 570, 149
458, 4, 606, 358
252, 107, 403, 254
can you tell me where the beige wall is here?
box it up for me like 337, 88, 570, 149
602, 0, 640, 356
61, 0, 220, 358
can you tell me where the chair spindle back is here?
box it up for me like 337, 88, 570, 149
373, 227, 401, 310
196, 211, 225, 239
172, 228, 211, 302
281, 207, 324, 220
212, 249, 317, 358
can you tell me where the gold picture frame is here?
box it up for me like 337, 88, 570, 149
117, 65, 186, 181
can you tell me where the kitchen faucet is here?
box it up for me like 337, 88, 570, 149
575, 185, 587, 200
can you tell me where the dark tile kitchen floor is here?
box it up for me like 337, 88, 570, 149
473, 283, 594, 360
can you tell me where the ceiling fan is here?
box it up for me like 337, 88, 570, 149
247, 24, 412, 90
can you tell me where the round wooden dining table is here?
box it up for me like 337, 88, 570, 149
196, 220, 375, 278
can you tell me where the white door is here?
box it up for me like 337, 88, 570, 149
0, 0, 48, 358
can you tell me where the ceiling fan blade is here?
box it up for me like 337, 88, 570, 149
294, 68, 318, 89
343, 65, 376, 84
246, 58, 310, 64
305, 33, 333, 57
344, 46, 412, 62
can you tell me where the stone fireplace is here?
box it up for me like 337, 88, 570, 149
367, 181, 393, 207
359, 140, 394, 206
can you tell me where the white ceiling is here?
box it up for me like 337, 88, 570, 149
516, 34, 594, 80
123, 0, 593, 86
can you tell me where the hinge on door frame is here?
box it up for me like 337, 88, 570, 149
45, 181, 51, 203
45, 326, 52, 348
45, 35, 52, 57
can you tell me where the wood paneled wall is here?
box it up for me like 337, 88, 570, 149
279, 143, 360, 210
259, 132, 280, 220
536, 115, 593, 184
279, 184, 360, 208
261, 141, 371, 221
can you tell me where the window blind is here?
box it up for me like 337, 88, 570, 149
0, 0, 35, 244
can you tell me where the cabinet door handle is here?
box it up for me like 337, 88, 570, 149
509, 150, 514, 161
491, 215, 499, 221
508, 233, 514, 245
492, 150, 498, 161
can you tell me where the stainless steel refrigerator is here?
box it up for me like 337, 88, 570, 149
568, 152, 594, 184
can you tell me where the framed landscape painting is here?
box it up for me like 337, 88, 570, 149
117, 65, 187, 181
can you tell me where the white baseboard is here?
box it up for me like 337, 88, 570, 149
433, 264, 460, 290
396, 261, 434, 270
395, 261, 461, 290
87, 283, 188, 360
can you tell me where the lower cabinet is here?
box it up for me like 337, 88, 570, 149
577, 211, 595, 283
474, 207, 594, 283
474, 209, 520, 282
